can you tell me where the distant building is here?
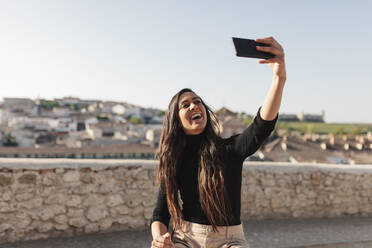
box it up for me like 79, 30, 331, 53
2, 97, 36, 115
55, 97, 80, 106
52, 106, 71, 117
279, 114, 300, 122
220, 117, 247, 138
0, 143, 156, 159
279, 110, 325, 123
297, 110, 325, 123
146, 128, 162, 147
215, 107, 237, 122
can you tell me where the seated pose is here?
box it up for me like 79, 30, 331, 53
151, 37, 286, 248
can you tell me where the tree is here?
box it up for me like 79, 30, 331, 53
2, 133, 18, 146
129, 116, 142, 124
157, 110, 166, 117
40, 100, 59, 110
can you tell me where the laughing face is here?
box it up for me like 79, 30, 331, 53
178, 92, 207, 135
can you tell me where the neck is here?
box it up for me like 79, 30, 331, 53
185, 132, 204, 146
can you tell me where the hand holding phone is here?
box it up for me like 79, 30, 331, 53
232, 37, 275, 59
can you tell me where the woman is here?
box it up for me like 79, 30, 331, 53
151, 36, 286, 248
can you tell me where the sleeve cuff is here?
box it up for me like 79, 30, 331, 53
150, 216, 170, 229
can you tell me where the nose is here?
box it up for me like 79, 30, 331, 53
190, 102, 198, 110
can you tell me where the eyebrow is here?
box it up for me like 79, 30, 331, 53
179, 97, 201, 106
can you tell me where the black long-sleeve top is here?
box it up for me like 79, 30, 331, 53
151, 108, 277, 228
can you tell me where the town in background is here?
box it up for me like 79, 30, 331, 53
1, 97, 371, 164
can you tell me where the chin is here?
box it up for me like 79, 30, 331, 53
194, 128, 205, 135
186, 129, 203, 135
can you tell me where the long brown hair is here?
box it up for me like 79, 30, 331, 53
157, 88, 232, 232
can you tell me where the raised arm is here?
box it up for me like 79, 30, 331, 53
231, 37, 285, 159
255, 37, 286, 121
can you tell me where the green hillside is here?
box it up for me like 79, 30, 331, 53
276, 122, 372, 135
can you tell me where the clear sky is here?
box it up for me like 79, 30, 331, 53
0, 1, 371, 123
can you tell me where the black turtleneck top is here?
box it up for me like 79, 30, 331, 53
151, 108, 277, 228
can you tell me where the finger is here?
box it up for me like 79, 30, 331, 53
163, 232, 171, 239
153, 239, 166, 247
258, 58, 278, 64
151, 240, 159, 248
153, 240, 174, 248
256, 36, 281, 49
154, 238, 174, 246
256, 46, 281, 56
255, 36, 274, 46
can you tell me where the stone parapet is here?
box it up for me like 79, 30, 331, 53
1, 158, 372, 244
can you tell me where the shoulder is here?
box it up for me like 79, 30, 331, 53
216, 134, 240, 152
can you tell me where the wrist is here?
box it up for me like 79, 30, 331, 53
273, 74, 286, 84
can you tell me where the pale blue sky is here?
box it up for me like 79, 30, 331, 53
0, 1, 371, 123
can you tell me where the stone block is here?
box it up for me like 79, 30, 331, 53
42, 173, 62, 186
66, 195, 82, 207
93, 171, 113, 185
45, 193, 66, 205
67, 208, 84, 218
264, 188, 273, 197
19, 197, 43, 210
36, 222, 53, 233
39, 208, 55, 221
144, 208, 153, 220
72, 184, 95, 195
54, 215, 68, 225
0, 202, 16, 213
83, 195, 104, 207
0, 174, 12, 186
110, 205, 130, 217
55, 223, 69, 231
15, 217, 31, 229
39, 205, 66, 221
128, 218, 146, 229
126, 196, 142, 208
142, 196, 156, 207
55, 168, 64, 174
0, 223, 12, 233
130, 205, 144, 217
63, 171, 80, 182
99, 218, 113, 230
138, 181, 154, 189
1, 191, 12, 201
86, 205, 108, 222
69, 217, 88, 228
40, 186, 57, 197
85, 223, 99, 233
106, 195, 123, 207
96, 180, 117, 194
80, 173, 94, 184
271, 198, 284, 209
131, 168, 149, 180
15, 192, 34, 202
116, 216, 131, 225
347, 205, 359, 215
113, 168, 129, 180
18, 174, 37, 185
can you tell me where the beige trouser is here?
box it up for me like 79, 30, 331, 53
171, 220, 249, 248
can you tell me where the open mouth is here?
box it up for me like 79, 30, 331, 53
191, 114, 202, 121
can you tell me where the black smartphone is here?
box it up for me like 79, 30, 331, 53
232, 37, 274, 59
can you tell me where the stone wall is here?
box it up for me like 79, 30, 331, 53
0, 159, 158, 244
1, 158, 372, 244
240, 163, 372, 220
